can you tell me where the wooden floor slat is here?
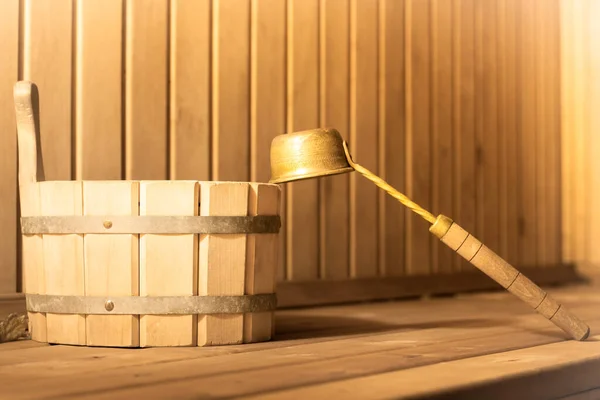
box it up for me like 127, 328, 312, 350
243, 335, 600, 400
1, 281, 599, 399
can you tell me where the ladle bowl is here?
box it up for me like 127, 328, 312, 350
269, 128, 354, 184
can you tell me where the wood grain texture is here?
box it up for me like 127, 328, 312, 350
0, 0, 19, 293
250, 0, 286, 281
2, 283, 596, 399
452, 0, 476, 272
23, 0, 72, 181
559, 0, 577, 264
83, 182, 139, 347
125, 0, 168, 180
286, 0, 320, 281
481, 0, 500, 255
350, 0, 378, 278
39, 182, 85, 345
379, 0, 406, 277
534, 0, 548, 266
277, 264, 578, 308
199, 182, 248, 346
431, 0, 454, 274
20, 184, 46, 342
243, 334, 600, 400
0, 0, 573, 299
497, 0, 508, 259
75, 0, 122, 180
405, 0, 432, 276
212, 0, 250, 181
320, 0, 350, 280
545, 0, 562, 266
169, 0, 210, 181
474, 0, 484, 243
571, 0, 590, 265
140, 181, 198, 347
517, 0, 538, 267
244, 183, 280, 343
500, 0, 520, 266
588, 1, 600, 266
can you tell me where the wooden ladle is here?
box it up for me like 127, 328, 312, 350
269, 128, 590, 341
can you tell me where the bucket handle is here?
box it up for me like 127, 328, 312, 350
14, 80, 45, 187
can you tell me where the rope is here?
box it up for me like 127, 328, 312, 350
342, 142, 437, 224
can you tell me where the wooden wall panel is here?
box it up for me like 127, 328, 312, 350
75, 0, 123, 181
0, 0, 19, 293
560, 0, 600, 268
544, 0, 562, 266
405, 0, 432, 276
379, 0, 406, 276
1, 0, 572, 297
431, 0, 453, 274
251, 0, 287, 280
286, 0, 320, 281
125, 0, 168, 180
212, 0, 251, 181
349, 0, 379, 278
588, 1, 600, 266
452, 0, 476, 272
169, 0, 211, 181
320, 0, 350, 279
500, 0, 520, 266
23, 0, 73, 181
481, 0, 500, 255
517, 0, 538, 268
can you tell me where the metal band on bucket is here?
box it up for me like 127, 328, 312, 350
20, 215, 281, 235
26, 293, 277, 315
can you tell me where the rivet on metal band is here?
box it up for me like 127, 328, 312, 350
20, 215, 281, 235
25, 294, 277, 315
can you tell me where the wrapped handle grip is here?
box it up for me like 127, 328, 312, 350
430, 215, 590, 341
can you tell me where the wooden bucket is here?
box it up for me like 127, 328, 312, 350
15, 81, 282, 347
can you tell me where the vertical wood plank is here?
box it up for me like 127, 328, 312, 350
320, 0, 350, 279
545, 0, 562, 266
23, 0, 72, 181
40, 182, 85, 345
559, 0, 575, 263
198, 182, 248, 346
500, 0, 520, 266
286, 0, 320, 281
431, 0, 454, 273
212, 0, 250, 181
125, 0, 168, 180
244, 183, 280, 343
250, 0, 286, 281
587, 0, 600, 265
473, 0, 484, 241
83, 182, 139, 347
169, 0, 210, 181
350, 0, 379, 278
75, 0, 123, 181
140, 181, 198, 347
517, 0, 538, 267
497, 0, 508, 259
452, 0, 476, 272
571, 0, 590, 264
379, 0, 406, 276
0, 0, 19, 293
482, 0, 500, 254
405, 0, 432, 275
534, 0, 548, 266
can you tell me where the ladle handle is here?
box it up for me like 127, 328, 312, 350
430, 215, 590, 341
